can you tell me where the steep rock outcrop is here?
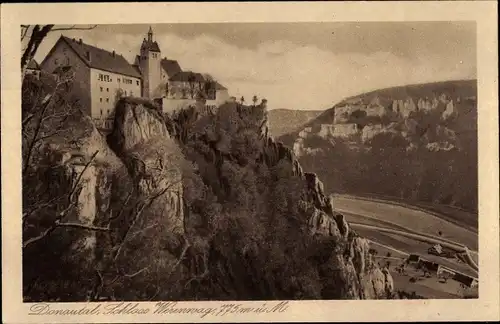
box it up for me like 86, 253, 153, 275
23, 115, 130, 301
108, 97, 184, 235
166, 101, 394, 299
108, 97, 170, 152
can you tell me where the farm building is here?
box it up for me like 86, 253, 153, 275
418, 260, 440, 273
453, 272, 478, 288
407, 254, 421, 263
437, 266, 456, 280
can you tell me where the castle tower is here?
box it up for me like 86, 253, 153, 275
139, 26, 161, 98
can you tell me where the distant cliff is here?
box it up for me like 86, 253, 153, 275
279, 79, 478, 214
267, 108, 322, 138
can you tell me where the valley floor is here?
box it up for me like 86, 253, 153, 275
333, 195, 479, 298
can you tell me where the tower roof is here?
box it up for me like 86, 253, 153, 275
141, 26, 160, 52
141, 38, 161, 52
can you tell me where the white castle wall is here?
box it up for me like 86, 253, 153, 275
333, 123, 359, 138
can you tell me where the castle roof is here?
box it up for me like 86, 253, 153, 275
134, 55, 141, 66
52, 36, 141, 79
214, 81, 227, 90
169, 71, 205, 82
141, 38, 161, 53
160, 58, 182, 77
131, 64, 142, 77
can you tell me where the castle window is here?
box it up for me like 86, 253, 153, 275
106, 98, 109, 103
100, 98, 102, 103
107, 88, 109, 92
100, 109, 102, 116
136, 80, 139, 85
54, 58, 58, 65
100, 87, 103, 92
118, 78, 120, 82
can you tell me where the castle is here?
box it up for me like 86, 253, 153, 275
40, 26, 230, 129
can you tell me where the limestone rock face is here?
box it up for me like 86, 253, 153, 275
38, 115, 125, 250
253, 106, 394, 299
300, 173, 393, 299
264, 137, 304, 177
23, 115, 129, 301
108, 98, 185, 235
108, 97, 170, 152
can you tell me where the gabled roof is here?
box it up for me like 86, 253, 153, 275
214, 81, 227, 90
141, 38, 161, 53
169, 71, 205, 82
45, 36, 141, 79
134, 55, 141, 66
160, 58, 182, 77
132, 64, 142, 77
27, 59, 41, 70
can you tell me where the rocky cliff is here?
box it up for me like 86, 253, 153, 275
165, 101, 393, 299
280, 80, 478, 213
23, 95, 393, 301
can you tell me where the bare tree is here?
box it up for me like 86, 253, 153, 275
21, 68, 83, 175
22, 151, 106, 249
21, 24, 97, 79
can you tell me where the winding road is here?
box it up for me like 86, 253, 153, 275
332, 195, 479, 278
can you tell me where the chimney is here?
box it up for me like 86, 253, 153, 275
86, 51, 91, 62
79, 38, 82, 45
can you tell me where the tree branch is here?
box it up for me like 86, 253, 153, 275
112, 181, 181, 261
21, 25, 54, 75
112, 201, 149, 261
50, 25, 97, 32
54, 221, 110, 232
23, 151, 99, 248
122, 267, 149, 278
21, 25, 30, 42
22, 90, 53, 175
23, 225, 58, 248
68, 150, 99, 203
108, 191, 133, 222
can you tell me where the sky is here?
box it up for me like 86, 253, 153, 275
32, 22, 476, 111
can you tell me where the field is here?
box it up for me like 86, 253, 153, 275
333, 195, 478, 250
334, 194, 479, 298
390, 266, 477, 299
369, 240, 478, 299
355, 227, 477, 278
338, 193, 478, 232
